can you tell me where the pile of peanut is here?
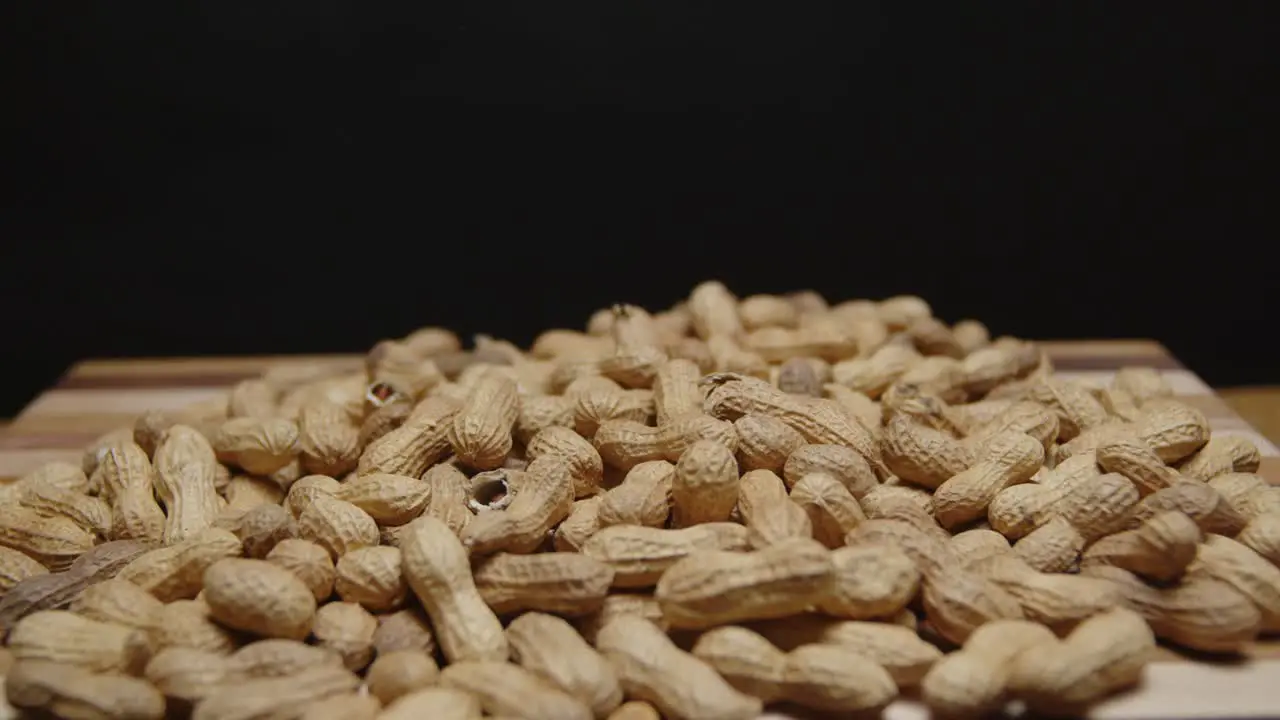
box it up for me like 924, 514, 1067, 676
0, 281, 1276, 720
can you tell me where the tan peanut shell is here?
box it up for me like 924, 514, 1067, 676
782, 443, 878, 497
596, 615, 762, 720
69, 578, 163, 633
789, 472, 865, 547
8, 660, 166, 720
583, 523, 751, 588
152, 599, 239, 655
266, 538, 335, 601
400, 516, 508, 663
191, 664, 360, 720
448, 373, 520, 469
671, 439, 740, 527
118, 527, 243, 602
333, 545, 407, 612
441, 661, 594, 720
596, 461, 674, 530
366, 649, 440, 705
655, 537, 834, 629
507, 612, 623, 718
819, 543, 919, 619
473, 552, 614, 616
312, 601, 377, 670
733, 414, 807, 473
1008, 608, 1155, 714
921, 619, 1057, 718
462, 456, 574, 555
297, 494, 380, 559
202, 558, 316, 639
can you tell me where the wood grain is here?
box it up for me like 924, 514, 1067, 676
0, 340, 1277, 719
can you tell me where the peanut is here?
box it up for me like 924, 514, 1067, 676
606, 701, 661, 720
191, 664, 360, 720
19, 484, 112, 538
526, 426, 605, 499
782, 442, 878, 497
596, 615, 762, 720
655, 537, 833, 628
447, 372, 519, 469
592, 414, 737, 471
554, 496, 603, 552
284, 474, 340, 518
300, 693, 381, 720
881, 412, 976, 489
297, 494, 381, 559
788, 472, 865, 547
1081, 510, 1202, 582
203, 558, 316, 639
266, 538, 335, 601
333, 472, 431, 526
818, 543, 918, 619
0, 540, 150, 630
462, 455, 574, 554
219, 502, 295, 558
692, 626, 898, 713
372, 606, 437, 656
507, 612, 623, 717
422, 462, 473, 537
0, 546, 48, 598
357, 395, 460, 477
474, 552, 613, 616
1238, 512, 1280, 566
440, 661, 592, 720
379, 687, 481, 720
1082, 565, 1261, 653
1187, 534, 1280, 632
977, 554, 1122, 633
732, 414, 806, 473
583, 523, 751, 588
703, 373, 887, 478
400, 516, 508, 663
299, 397, 362, 476
1008, 608, 1155, 714
747, 614, 942, 686
333, 545, 407, 611
1179, 434, 1262, 481
228, 638, 344, 677
153, 425, 225, 544
70, 578, 163, 633
1130, 480, 1248, 536
366, 649, 440, 705
312, 601, 378, 670
596, 460, 674, 529
921, 619, 1057, 718
934, 431, 1043, 529
0, 504, 96, 571
211, 417, 299, 475
118, 527, 242, 601
8, 660, 165, 720
152, 599, 239, 655
670, 439, 740, 527
10, 610, 152, 674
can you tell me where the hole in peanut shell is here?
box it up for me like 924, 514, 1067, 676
365, 381, 406, 409
467, 471, 514, 514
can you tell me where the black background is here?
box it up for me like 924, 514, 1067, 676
5, 3, 1279, 417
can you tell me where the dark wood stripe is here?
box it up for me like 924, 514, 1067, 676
55, 350, 1181, 390
0, 432, 98, 450
57, 371, 258, 390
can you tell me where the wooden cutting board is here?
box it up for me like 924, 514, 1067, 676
0, 340, 1277, 719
